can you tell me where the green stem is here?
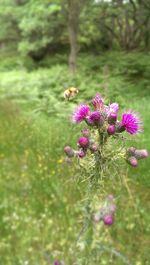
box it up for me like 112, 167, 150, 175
76, 128, 108, 262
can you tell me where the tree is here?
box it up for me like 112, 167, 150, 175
18, 0, 64, 60
0, 0, 150, 65
0, 0, 22, 49
67, 0, 79, 73
96, 0, 150, 50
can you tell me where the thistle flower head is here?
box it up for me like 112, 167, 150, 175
108, 113, 117, 125
81, 128, 90, 137
121, 111, 142, 135
88, 111, 101, 125
105, 103, 119, 116
64, 146, 72, 153
90, 144, 98, 153
92, 93, 104, 111
127, 147, 148, 160
78, 150, 86, 158
103, 215, 114, 226
64, 146, 74, 157
134, 149, 148, 160
72, 104, 90, 123
127, 156, 138, 167
93, 193, 116, 227
107, 125, 116, 135
78, 137, 89, 148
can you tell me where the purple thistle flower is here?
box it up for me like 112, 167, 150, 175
64, 146, 75, 157
89, 111, 101, 124
64, 146, 72, 153
134, 149, 148, 160
127, 147, 148, 160
105, 103, 119, 116
127, 156, 138, 167
92, 93, 104, 111
72, 104, 90, 123
78, 137, 89, 148
121, 111, 142, 135
81, 128, 90, 137
78, 150, 86, 158
88, 111, 105, 126
93, 193, 116, 225
90, 144, 98, 153
108, 113, 117, 125
107, 125, 116, 135
103, 215, 114, 226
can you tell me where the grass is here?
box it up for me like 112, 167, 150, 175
0, 52, 150, 264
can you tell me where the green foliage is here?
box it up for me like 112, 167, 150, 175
0, 0, 20, 43
0, 95, 150, 264
0, 51, 150, 263
0, 52, 150, 116
18, 0, 64, 55
0, 0, 150, 59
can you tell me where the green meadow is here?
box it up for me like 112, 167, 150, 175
0, 52, 150, 264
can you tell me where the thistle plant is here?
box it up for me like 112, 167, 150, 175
62, 93, 148, 264
64, 93, 147, 170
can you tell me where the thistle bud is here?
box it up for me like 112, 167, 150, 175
103, 215, 114, 226
90, 144, 98, 153
107, 125, 116, 135
88, 111, 101, 124
78, 150, 86, 158
78, 137, 89, 148
53, 261, 61, 265
81, 128, 90, 137
127, 156, 138, 167
85, 117, 94, 126
88, 111, 105, 127
92, 93, 104, 110
108, 113, 117, 125
115, 122, 125, 133
127, 147, 136, 156
134, 149, 148, 160
64, 146, 74, 157
53, 261, 65, 265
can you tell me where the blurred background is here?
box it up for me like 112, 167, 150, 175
0, 0, 150, 264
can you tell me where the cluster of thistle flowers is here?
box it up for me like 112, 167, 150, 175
64, 92, 148, 167
127, 147, 148, 167
93, 195, 116, 226
64, 127, 96, 160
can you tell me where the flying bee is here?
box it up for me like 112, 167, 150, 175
64, 87, 79, 100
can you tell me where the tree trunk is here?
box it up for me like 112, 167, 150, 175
68, 0, 79, 74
